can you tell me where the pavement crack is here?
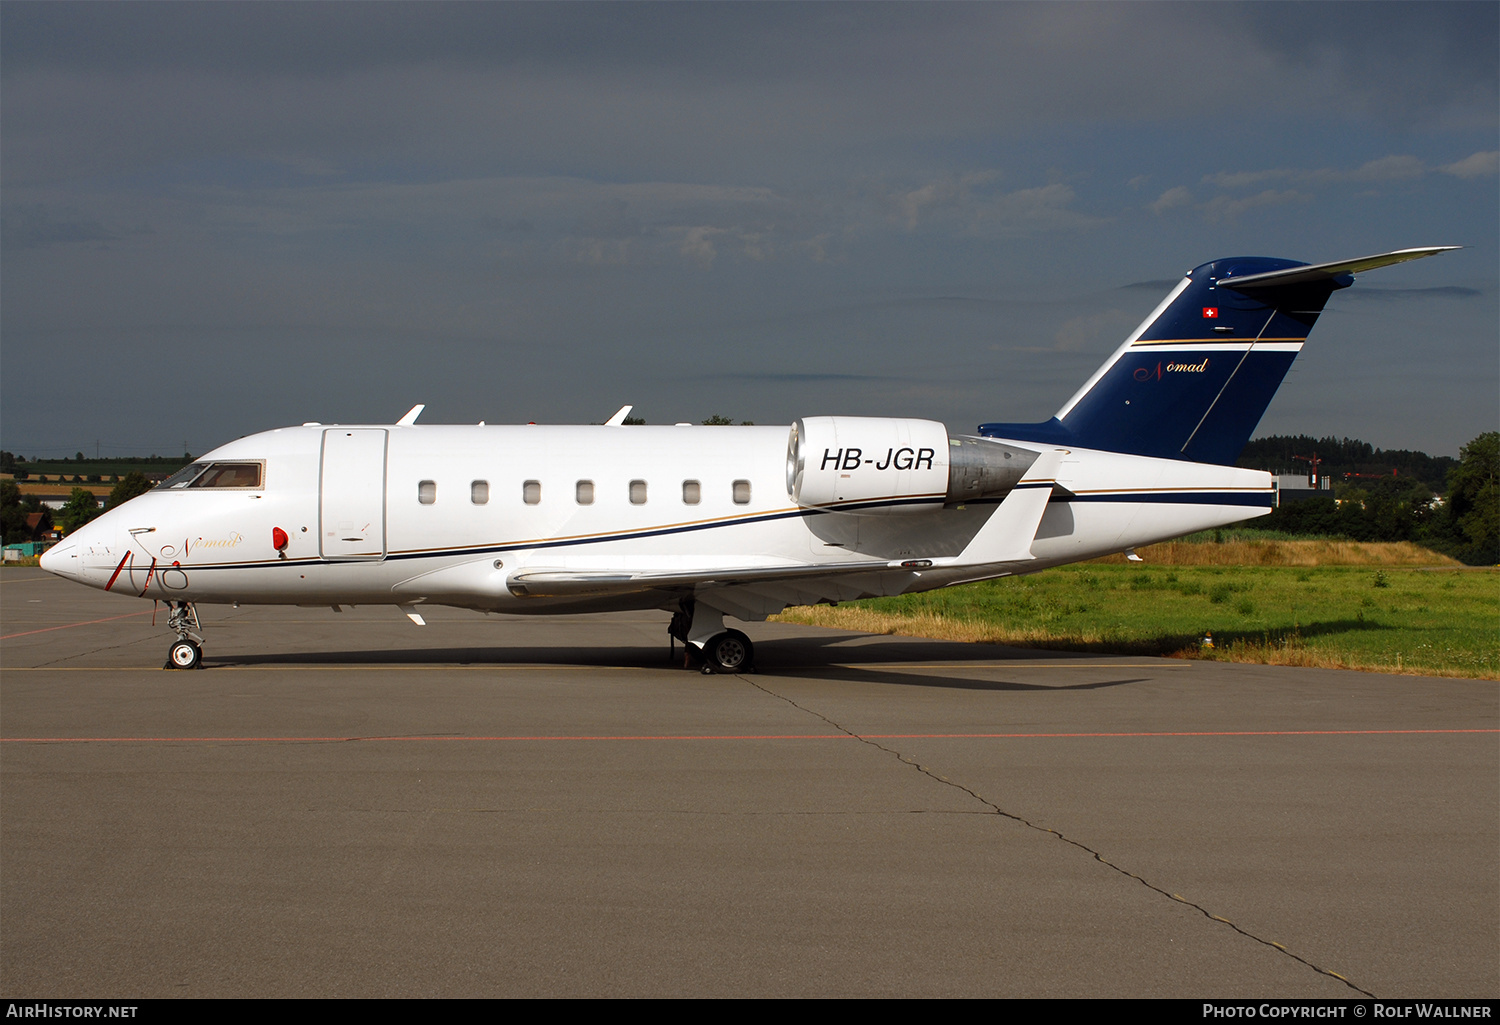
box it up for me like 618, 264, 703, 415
742, 674, 1375, 998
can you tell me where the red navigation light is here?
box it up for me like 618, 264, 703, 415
272, 527, 290, 552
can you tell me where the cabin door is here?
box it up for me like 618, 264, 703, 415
320, 429, 388, 560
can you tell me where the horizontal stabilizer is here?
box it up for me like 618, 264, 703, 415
1217, 246, 1460, 291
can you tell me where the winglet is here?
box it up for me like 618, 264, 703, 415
396, 404, 425, 426
604, 405, 634, 427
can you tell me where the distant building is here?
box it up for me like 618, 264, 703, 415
34, 492, 103, 511
5, 542, 49, 560
1274, 474, 1332, 506
3, 514, 58, 559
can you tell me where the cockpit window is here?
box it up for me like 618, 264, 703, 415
156, 461, 264, 490
156, 463, 209, 489
189, 462, 263, 489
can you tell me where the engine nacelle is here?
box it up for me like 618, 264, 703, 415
787, 417, 1038, 515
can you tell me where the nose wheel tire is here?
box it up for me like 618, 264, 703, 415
703, 630, 753, 674
168, 639, 202, 670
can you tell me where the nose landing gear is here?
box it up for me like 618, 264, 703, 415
164, 601, 204, 670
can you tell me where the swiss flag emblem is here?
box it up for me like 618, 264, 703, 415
1203, 307, 1218, 318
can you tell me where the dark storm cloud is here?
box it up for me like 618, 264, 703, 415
1, 4, 1494, 456
0, 205, 118, 251
1340, 286, 1484, 301
1235, 2, 1498, 125
0, 3, 939, 78
7, 2, 1492, 108
6, 3, 1495, 189
700, 372, 892, 384
1121, 280, 1183, 291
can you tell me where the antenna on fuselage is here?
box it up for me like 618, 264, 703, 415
396, 404, 425, 426
604, 405, 634, 427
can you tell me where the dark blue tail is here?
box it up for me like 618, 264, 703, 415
978, 247, 1456, 465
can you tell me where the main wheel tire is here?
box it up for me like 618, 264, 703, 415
168, 639, 202, 670
704, 630, 753, 674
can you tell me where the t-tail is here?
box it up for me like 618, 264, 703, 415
978, 247, 1459, 465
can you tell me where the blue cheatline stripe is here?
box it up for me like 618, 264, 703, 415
173, 489, 1271, 573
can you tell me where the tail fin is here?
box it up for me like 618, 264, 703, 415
978, 247, 1458, 465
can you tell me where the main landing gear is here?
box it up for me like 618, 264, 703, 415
164, 601, 204, 670
668, 599, 755, 675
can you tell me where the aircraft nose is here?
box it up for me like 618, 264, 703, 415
39, 541, 80, 580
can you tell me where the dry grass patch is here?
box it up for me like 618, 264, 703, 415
1090, 539, 1461, 567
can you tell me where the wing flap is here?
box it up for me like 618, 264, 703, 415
506, 559, 894, 598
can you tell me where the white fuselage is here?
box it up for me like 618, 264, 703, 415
43, 422, 1271, 621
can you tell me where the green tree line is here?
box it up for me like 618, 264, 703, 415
1238, 435, 1457, 491
1, 473, 155, 543
1258, 432, 1496, 564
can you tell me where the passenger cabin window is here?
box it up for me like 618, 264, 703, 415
629, 480, 647, 505
732, 480, 751, 505
523, 480, 541, 505
682, 480, 701, 505
576, 480, 594, 505
471, 480, 489, 505
418, 480, 436, 505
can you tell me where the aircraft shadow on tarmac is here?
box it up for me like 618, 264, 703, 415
208, 633, 1155, 693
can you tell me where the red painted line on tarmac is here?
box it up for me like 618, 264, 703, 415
1, 729, 1494, 744
0, 609, 156, 640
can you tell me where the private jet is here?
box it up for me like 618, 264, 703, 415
41, 247, 1457, 672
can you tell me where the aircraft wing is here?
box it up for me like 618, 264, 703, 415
506, 449, 1066, 617
507, 561, 927, 619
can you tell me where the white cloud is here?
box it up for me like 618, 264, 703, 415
1149, 186, 1193, 214
1051, 309, 1135, 352
1200, 189, 1309, 224
1441, 151, 1499, 179
967, 183, 1104, 237
1203, 154, 1440, 191
887, 171, 1002, 230
676, 225, 723, 268
1345, 155, 1426, 182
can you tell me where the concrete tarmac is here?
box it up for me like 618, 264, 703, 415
2, 568, 1495, 997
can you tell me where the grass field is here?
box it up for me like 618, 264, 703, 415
776, 544, 1498, 679
9, 541, 1495, 678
